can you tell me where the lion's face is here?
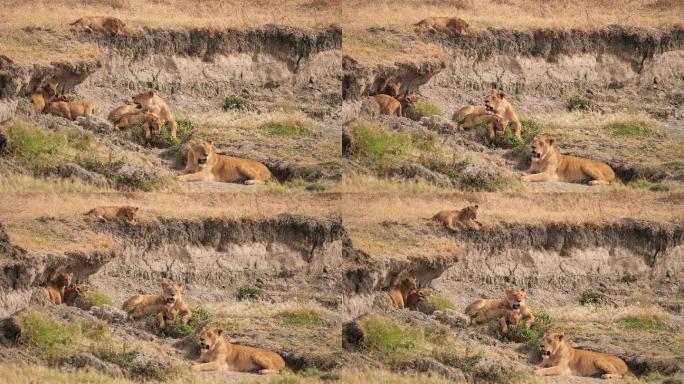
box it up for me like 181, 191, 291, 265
386, 82, 401, 96
132, 90, 155, 109
505, 288, 526, 309
71, 283, 90, 294
160, 282, 183, 305
489, 116, 506, 136
199, 326, 224, 352
121, 206, 139, 219
56, 272, 74, 287
401, 276, 418, 291
42, 82, 59, 97
189, 140, 214, 168
484, 90, 506, 113
146, 114, 163, 135
530, 135, 555, 162
539, 332, 565, 358
415, 288, 433, 298
462, 205, 479, 220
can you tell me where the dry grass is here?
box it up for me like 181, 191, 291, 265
343, 29, 447, 64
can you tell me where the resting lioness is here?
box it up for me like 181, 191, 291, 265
535, 332, 629, 379
369, 94, 402, 117
386, 276, 417, 309
122, 281, 191, 324
452, 105, 486, 123
63, 283, 91, 306
192, 326, 286, 374
108, 105, 139, 121
179, 140, 272, 185
522, 135, 616, 185
484, 90, 522, 139
415, 17, 469, 34
70, 16, 126, 34
432, 205, 481, 230
465, 288, 534, 328
85, 206, 139, 224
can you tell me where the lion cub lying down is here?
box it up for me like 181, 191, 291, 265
465, 288, 534, 329
85, 206, 139, 224
536, 332, 629, 379
415, 17, 469, 34
523, 135, 616, 185
406, 288, 433, 311
122, 281, 191, 328
180, 140, 272, 185
192, 326, 286, 374
70, 16, 126, 34
386, 276, 417, 309
432, 205, 481, 230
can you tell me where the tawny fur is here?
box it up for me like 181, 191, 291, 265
396, 94, 419, 117
132, 90, 177, 139
42, 272, 73, 305
63, 283, 90, 306
43, 101, 72, 120
122, 282, 191, 324
108, 105, 139, 121
116, 111, 164, 138
459, 113, 507, 140
369, 94, 402, 117
484, 90, 522, 139
31, 83, 59, 113
453, 105, 486, 122
386, 276, 417, 309
85, 206, 139, 224
432, 205, 481, 230
70, 16, 126, 34
179, 140, 272, 185
383, 82, 402, 97
465, 288, 534, 328
406, 288, 433, 311
523, 135, 616, 185
415, 17, 469, 34
498, 308, 523, 333
192, 326, 286, 374
535, 333, 629, 379
67, 100, 96, 120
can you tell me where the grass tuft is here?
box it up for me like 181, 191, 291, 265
427, 295, 455, 311
84, 291, 114, 306
222, 94, 251, 111
617, 314, 667, 331
347, 121, 410, 169
414, 102, 443, 117
579, 289, 607, 306
17, 311, 79, 359
236, 284, 263, 301
604, 121, 657, 137
566, 95, 592, 111
258, 117, 312, 137
360, 316, 422, 362
499, 309, 551, 342
173, 306, 210, 336
273, 309, 324, 327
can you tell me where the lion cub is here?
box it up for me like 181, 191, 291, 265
85, 206, 139, 224
192, 326, 286, 374
536, 332, 629, 379
70, 16, 126, 34
484, 90, 522, 139
122, 281, 191, 324
459, 113, 507, 140
31, 83, 59, 113
63, 283, 91, 306
386, 276, 417, 309
369, 94, 402, 117
466, 288, 534, 328
406, 287, 433, 311
132, 90, 177, 139
43, 272, 74, 305
432, 205, 481, 230
116, 111, 164, 138
415, 17, 469, 34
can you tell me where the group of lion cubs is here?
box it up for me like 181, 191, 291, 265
31, 81, 273, 185
386, 276, 629, 379
43, 274, 286, 374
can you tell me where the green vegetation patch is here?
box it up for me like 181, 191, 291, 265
617, 314, 667, 331
259, 118, 312, 137
427, 295, 455, 311
17, 311, 79, 358
360, 316, 423, 362
604, 121, 657, 137
414, 102, 444, 117
236, 284, 263, 301
499, 309, 552, 342
579, 289, 607, 306
566, 95, 592, 112
347, 121, 410, 169
173, 305, 210, 336
488, 118, 543, 148
84, 291, 114, 306
222, 94, 251, 111
273, 309, 324, 327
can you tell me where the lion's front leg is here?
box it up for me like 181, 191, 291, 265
522, 171, 554, 183
191, 361, 224, 372
534, 366, 564, 376
179, 171, 207, 182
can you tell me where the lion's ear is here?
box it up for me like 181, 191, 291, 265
548, 138, 555, 146
216, 328, 224, 336
498, 91, 506, 99
558, 334, 564, 341
520, 288, 526, 293
474, 204, 479, 209
147, 90, 154, 97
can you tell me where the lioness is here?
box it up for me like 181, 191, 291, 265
396, 94, 419, 117
432, 205, 481, 230
43, 272, 74, 305
192, 326, 286, 374
31, 83, 59, 112
43, 100, 72, 120
63, 283, 91, 306
415, 17, 469, 34
116, 111, 164, 138
406, 288, 433, 311
85, 206, 139, 224
465, 288, 534, 327
484, 90, 521, 139
108, 104, 139, 121
157, 302, 178, 331
523, 135, 615, 185
386, 276, 417, 309
369, 94, 402, 117
452, 105, 486, 123
132, 90, 177, 139
67, 100, 96, 120
70, 16, 126, 34
535, 332, 629, 379
122, 281, 191, 324
384, 82, 402, 97
460, 113, 507, 140
179, 140, 272, 185
499, 308, 522, 333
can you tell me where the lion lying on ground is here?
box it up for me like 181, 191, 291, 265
31, 83, 59, 113
179, 140, 272, 185
132, 90, 177, 139
85, 206, 139, 224
523, 135, 616, 185
43, 272, 73, 305
192, 326, 286, 374
122, 281, 192, 325
535, 332, 629, 379
387, 276, 417, 309
465, 288, 534, 328
406, 288, 433, 311
415, 17, 469, 34
484, 90, 522, 139
44, 100, 95, 120
452, 105, 486, 123
70, 16, 126, 34
459, 113, 507, 140
108, 105, 139, 121
369, 94, 402, 117
432, 205, 481, 230
116, 111, 164, 138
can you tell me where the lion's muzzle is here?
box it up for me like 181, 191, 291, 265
166, 296, 176, 304
512, 303, 521, 310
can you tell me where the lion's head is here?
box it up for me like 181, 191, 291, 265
189, 140, 214, 168
530, 135, 555, 162
55, 272, 74, 287
41, 82, 59, 97
400, 276, 418, 291
144, 113, 163, 135
199, 326, 225, 353
539, 332, 566, 358
385, 82, 401, 96
461, 205, 479, 220
484, 90, 506, 114
160, 281, 183, 305
70, 283, 90, 294
132, 90, 156, 109
120, 206, 139, 220
413, 287, 434, 298
488, 115, 507, 136
448, 18, 469, 33
505, 288, 526, 310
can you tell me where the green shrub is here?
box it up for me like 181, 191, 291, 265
419, 152, 466, 182
114, 172, 174, 192
627, 179, 671, 192
488, 118, 542, 148
604, 121, 657, 137
434, 347, 482, 374
579, 289, 607, 306
273, 309, 324, 327
85, 291, 114, 306
95, 344, 140, 371
236, 284, 263, 301
499, 309, 551, 342
428, 295, 455, 311
414, 102, 443, 117
617, 314, 667, 331
173, 306, 210, 336
259, 118, 312, 137
5, 123, 69, 169
359, 316, 422, 362
17, 311, 79, 358
566, 95, 592, 111
222, 94, 251, 111
347, 121, 409, 169
80, 156, 126, 179
129, 359, 186, 382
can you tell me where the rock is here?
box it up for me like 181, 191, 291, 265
60, 352, 123, 378
622, 354, 682, 376
433, 309, 470, 328
129, 352, 175, 380
415, 299, 436, 315
76, 116, 116, 134
341, 320, 364, 352
386, 163, 453, 188
371, 292, 394, 312
72, 295, 95, 310
404, 105, 422, 121
45, 162, 109, 188
473, 355, 514, 378
421, 115, 457, 133
0, 316, 21, 346
408, 357, 466, 382
281, 350, 342, 371
90, 304, 128, 324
